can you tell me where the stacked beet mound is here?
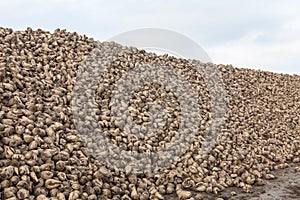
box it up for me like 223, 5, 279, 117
0, 27, 300, 200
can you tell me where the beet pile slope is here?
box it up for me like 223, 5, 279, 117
0, 27, 300, 199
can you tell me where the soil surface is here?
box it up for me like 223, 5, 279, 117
165, 163, 300, 200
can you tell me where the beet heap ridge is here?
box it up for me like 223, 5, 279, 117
0, 27, 300, 200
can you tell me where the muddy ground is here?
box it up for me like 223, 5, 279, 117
165, 163, 300, 200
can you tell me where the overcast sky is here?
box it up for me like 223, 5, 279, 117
1, 0, 300, 74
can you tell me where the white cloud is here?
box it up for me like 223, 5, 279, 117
207, 31, 300, 75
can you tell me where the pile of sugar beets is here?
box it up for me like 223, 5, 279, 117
0, 27, 300, 199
